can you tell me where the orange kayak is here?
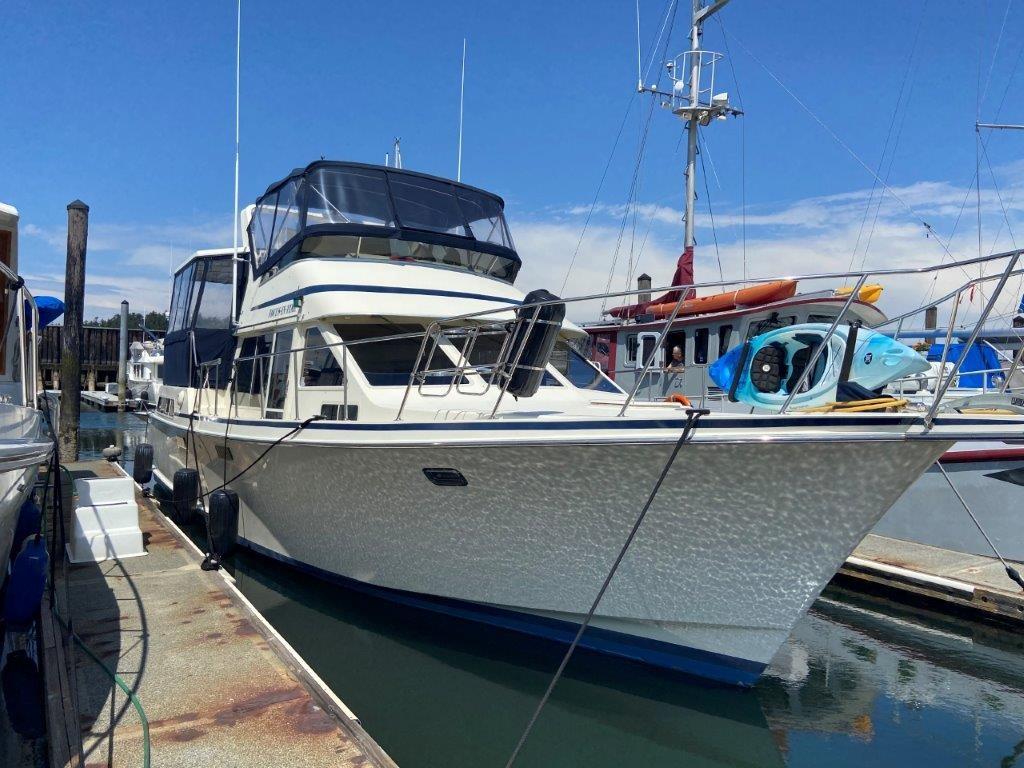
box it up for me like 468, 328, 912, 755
646, 279, 798, 319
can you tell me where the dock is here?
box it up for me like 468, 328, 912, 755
79, 390, 142, 412
839, 533, 1024, 623
41, 460, 396, 768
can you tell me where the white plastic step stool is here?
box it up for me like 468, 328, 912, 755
66, 476, 146, 563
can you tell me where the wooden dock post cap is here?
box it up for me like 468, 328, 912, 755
67, 200, 89, 212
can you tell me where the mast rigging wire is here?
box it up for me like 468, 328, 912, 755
719, 24, 956, 262
560, 0, 678, 295
847, 0, 927, 273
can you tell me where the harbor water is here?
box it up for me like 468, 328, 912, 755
85, 409, 1024, 767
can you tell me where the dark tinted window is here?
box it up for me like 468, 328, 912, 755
694, 328, 709, 365
390, 176, 467, 236
549, 341, 620, 392
337, 323, 435, 386
302, 328, 344, 386
717, 325, 733, 358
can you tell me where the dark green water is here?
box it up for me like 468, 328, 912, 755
87, 411, 1024, 767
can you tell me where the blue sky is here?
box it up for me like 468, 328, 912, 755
3, 0, 1024, 319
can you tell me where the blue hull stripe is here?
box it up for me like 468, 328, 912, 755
238, 537, 766, 687
253, 283, 522, 311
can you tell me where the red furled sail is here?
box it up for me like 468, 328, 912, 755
607, 246, 696, 319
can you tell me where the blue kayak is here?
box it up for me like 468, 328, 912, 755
708, 323, 929, 411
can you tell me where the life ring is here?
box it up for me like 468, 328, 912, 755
666, 393, 691, 407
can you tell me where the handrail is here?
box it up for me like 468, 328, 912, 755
199, 247, 1024, 422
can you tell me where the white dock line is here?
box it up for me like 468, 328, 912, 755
844, 555, 976, 597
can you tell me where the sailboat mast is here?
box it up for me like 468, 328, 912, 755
683, 0, 702, 251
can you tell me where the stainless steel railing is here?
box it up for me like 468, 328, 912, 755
191, 246, 1024, 424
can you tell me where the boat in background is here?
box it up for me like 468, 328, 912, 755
0, 203, 55, 565
128, 337, 164, 404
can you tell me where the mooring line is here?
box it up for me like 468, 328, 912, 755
504, 408, 709, 768
935, 460, 1024, 591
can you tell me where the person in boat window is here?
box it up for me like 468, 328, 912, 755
664, 346, 686, 372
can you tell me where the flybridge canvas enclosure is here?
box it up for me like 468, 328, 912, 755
164, 252, 245, 389
247, 161, 520, 283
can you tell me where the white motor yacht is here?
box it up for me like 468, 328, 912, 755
0, 203, 54, 563
145, 161, 1024, 686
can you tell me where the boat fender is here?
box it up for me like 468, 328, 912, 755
172, 468, 200, 524
202, 489, 239, 570
665, 393, 691, 407
1, 650, 45, 738
11, 497, 42, 558
133, 443, 154, 486
750, 342, 787, 394
506, 289, 566, 399
3, 537, 49, 631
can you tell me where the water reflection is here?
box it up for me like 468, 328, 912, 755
78, 408, 148, 461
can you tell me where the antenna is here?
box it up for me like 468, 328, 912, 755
639, 0, 739, 256
635, 0, 642, 91
393, 137, 403, 169
458, 38, 467, 181
230, 0, 241, 324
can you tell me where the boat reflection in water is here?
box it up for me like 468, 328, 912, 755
196, 532, 1024, 768
762, 587, 1024, 766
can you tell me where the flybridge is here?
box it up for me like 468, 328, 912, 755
247, 161, 521, 283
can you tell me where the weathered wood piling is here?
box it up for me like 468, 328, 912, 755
58, 200, 87, 463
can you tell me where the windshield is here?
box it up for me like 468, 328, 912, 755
300, 234, 519, 282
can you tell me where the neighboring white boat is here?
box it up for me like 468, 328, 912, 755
0, 203, 55, 564
144, 159, 1024, 686
128, 338, 164, 404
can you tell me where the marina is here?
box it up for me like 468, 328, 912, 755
3, 0, 1024, 765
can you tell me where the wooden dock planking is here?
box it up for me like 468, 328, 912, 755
839, 533, 1024, 624
41, 460, 396, 768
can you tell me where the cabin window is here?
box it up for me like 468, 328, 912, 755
626, 334, 639, 365
456, 190, 514, 248
234, 334, 272, 409
746, 314, 796, 340
549, 341, 621, 393
301, 328, 344, 387
390, 176, 468, 237
168, 264, 196, 331
193, 258, 233, 330
271, 179, 302, 253
264, 330, 293, 416
155, 364, 163, 379
694, 328, 709, 365
808, 314, 836, 324
336, 323, 439, 386
717, 325, 733, 358
665, 331, 686, 365
305, 167, 394, 228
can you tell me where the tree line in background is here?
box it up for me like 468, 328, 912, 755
86, 310, 169, 331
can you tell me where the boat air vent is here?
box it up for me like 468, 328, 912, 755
422, 468, 468, 487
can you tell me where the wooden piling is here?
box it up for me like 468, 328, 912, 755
117, 299, 128, 411
58, 200, 88, 463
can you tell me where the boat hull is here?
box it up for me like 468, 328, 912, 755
149, 413, 951, 685
0, 405, 49, 563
